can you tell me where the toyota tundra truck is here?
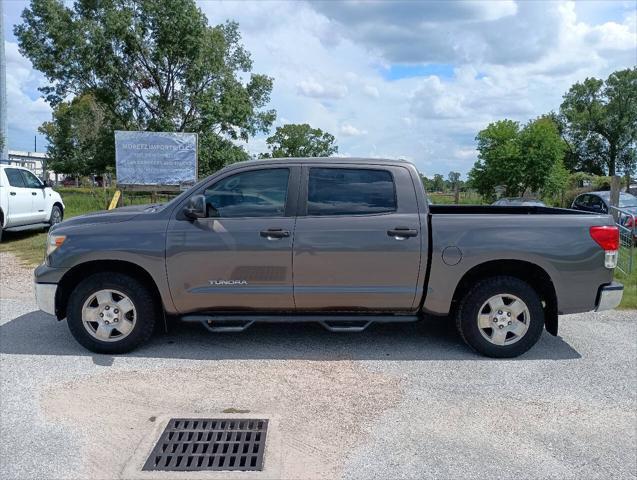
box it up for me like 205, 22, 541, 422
34, 158, 623, 357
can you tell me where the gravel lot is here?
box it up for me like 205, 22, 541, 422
1, 251, 636, 480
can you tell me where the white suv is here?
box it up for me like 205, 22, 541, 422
0, 164, 65, 241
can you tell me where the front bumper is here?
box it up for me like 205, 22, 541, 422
595, 282, 623, 312
34, 282, 57, 316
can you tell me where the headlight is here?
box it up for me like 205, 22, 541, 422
46, 234, 66, 257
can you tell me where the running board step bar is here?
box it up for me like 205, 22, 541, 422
181, 314, 419, 333
319, 320, 372, 332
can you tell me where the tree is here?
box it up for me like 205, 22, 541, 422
516, 116, 566, 194
468, 117, 565, 200
15, 0, 275, 176
261, 124, 337, 158
468, 119, 522, 199
619, 147, 636, 191
420, 175, 434, 192
448, 171, 461, 189
559, 68, 637, 178
431, 174, 445, 192
541, 158, 569, 204
39, 94, 115, 178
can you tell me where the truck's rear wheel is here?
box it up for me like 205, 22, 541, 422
66, 272, 156, 353
456, 276, 544, 358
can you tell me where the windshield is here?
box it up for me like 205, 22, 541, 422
155, 176, 212, 211
619, 193, 637, 208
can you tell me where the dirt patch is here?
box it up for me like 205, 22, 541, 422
41, 360, 403, 479
0, 251, 34, 300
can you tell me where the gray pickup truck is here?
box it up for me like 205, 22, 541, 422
34, 158, 623, 357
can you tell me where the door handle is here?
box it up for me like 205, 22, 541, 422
260, 229, 290, 240
10, 192, 16, 196
32, 192, 38, 196
387, 227, 418, 239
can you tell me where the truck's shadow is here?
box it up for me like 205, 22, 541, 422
0, 310, 581, 363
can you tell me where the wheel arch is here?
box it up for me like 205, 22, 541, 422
55, 260, 163, 322
450, 259, 559, 336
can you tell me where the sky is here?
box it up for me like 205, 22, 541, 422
3, 0, 637, 177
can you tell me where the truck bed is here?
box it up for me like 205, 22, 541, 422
423, 204, 614, 317
429, 205, 593, 215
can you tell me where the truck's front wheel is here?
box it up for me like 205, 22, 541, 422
49, 205, 63, 226
66, 272, 156, 354
456, 276, 544, 358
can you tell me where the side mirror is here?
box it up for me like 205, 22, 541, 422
183, 194, 206, 219
43, 180, 53, 188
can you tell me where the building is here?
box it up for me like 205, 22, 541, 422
1, 150, 56, 181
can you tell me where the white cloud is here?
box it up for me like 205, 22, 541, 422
4, 0, 636, 176
4, 41, 52, 150
198, 0, 636, 176
363, 85, 380, 98
297, 78, 348, 99
340, 123, 368, 137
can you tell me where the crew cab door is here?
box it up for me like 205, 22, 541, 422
166, 166, 300, 313
19, 169, 48, 222
2, 168, 36, 227
293, 165, 424, 311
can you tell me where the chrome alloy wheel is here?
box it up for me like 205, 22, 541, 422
477, 293, 530, 346
81, 289, 136, 342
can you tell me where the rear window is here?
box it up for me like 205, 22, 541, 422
619, 193, 637, 208
307, 168, 397, 216
574, 195, 590, 207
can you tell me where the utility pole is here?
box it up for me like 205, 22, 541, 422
0, 0, 8, 161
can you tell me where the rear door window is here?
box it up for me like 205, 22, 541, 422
307, 168, 397, 216
5, 168, 26, 188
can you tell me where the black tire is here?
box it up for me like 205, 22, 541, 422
49, 205, 63, 226
455, 276, 544, 358
66, 272, 156, 354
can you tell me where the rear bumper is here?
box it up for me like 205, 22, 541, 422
595, 282, 623, 312
34, 282, 57, 316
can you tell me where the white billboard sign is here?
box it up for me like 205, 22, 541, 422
115, 131, 197, 186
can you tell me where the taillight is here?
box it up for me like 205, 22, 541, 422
626, 216, 634, 228
590, 226, 619, 250
590, 226, 619, 268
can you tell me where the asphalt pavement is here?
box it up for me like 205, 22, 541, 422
0, 254, 635, 479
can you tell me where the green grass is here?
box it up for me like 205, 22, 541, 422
0, 190, 103, 265
0, 188, 172, 266
614, 249, 637, 310
1, 188, 636, 310
0, 230, 49, 266
429, 192, 485, 205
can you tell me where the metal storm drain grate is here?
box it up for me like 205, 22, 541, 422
143, 418, 268, 472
